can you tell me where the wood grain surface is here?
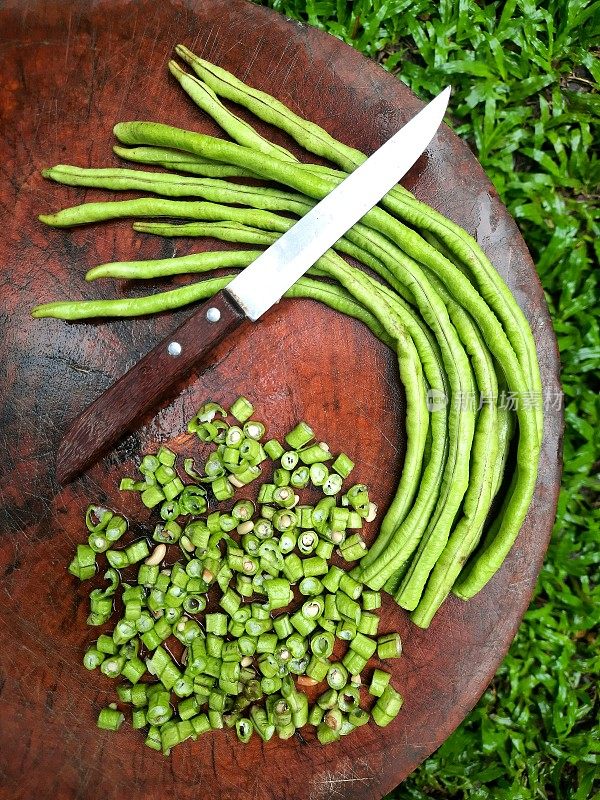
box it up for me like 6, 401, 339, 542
0, 1, 562, 799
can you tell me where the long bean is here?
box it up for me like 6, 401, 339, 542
85, 249, 261, 281
453, 400, 517, 600
359, 274, 451, 565
171, 55, 349, 186
361, 279, 450, 580
349, 227, 508, 591
489, 393, 515, 501
332, 226, 478, 589
312, 249, 456, 587
86, 245, 324, 282
410, 412, 498, 626
342, 212, 537, 592
318, 238, 449, 544
304, 254, 431, 532
32, 276, 233, 318
422, 228, 513, 493
328, 222, 477, 580
175, 44, 372, 174
380, 192, 543, 443
113, 144, 260, 179
32, 267, 391, 349
289, 277, 396, 350
39, 197, 307, 229
85, 245, 432, 387
399, 268, 499, 615
413, 408, 513, 621
132, 220, 280, 244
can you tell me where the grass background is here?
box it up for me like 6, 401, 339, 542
253, 2, 600, 797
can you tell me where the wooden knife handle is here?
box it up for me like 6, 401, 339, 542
56, 290, 246, 485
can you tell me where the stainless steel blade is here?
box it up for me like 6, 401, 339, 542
226, 86, 451, 321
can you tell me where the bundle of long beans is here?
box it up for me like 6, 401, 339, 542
33, 45, 543, 628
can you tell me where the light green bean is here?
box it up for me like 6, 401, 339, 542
113, 144, 260, 178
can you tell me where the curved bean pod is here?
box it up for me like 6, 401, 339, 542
33, 264, 415, 453
171, 57, 355, 187
132, 220, 279, 244
85, 249, 262, 281
32, 278, 232, 318
452, 397, 517, 601
39, 197, 295, 231
361, 275, 451, 567
398, 266, 499, 614
32, 272, 388, 347
86, 243, 333, 282
314, 255, 430, 514
382, 192, 543, 442
490, 398, 515, 500
112, 145, 260, 178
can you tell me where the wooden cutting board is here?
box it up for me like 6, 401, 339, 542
0, 1, 562, 798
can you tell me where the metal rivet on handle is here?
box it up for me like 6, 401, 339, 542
167, 341, 182, 357
206, 307, 221, 323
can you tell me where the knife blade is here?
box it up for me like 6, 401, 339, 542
56, 87, 451, 484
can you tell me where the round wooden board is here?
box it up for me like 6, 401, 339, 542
0, 1, 562, 799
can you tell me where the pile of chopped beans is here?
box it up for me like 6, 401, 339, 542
70, 397, 404, 754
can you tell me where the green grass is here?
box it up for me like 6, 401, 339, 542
255, 2, 600, 797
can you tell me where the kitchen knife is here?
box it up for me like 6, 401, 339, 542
56, 87, 451, 484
